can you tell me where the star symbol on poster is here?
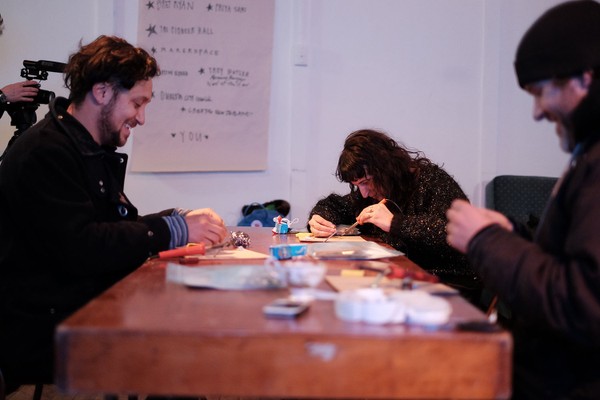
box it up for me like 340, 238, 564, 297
146, 24, 157, 37
146, 1, 154, 10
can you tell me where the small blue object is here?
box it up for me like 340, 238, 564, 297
272, 216, 299, 234
273, 221, 289, 234
269, 244, 308, 260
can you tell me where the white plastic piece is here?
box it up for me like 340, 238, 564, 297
334, 288, 451, 326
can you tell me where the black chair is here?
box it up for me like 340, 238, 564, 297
483, 174, 559, 324
485, 174, 559, 230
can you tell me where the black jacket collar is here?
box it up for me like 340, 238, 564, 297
48, 97, 124, 161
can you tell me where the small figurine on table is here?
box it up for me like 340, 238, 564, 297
272, 215, 299, 234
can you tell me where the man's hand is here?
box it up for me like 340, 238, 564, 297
1, 80, 39, 103
185, 208, 228, 245
446, 199, 513, 253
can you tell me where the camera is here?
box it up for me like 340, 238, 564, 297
33, 89, 55, 105
6, 59, 66, 132
1, 59, 66, 162
20, 60, 66, 104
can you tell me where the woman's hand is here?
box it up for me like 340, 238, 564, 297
357, 200, 393, 232
308, 214, 337, 237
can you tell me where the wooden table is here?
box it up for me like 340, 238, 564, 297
55, 227, 512, 399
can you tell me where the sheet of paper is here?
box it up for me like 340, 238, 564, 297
134, 0, 275, 172
183, 247, 268, 261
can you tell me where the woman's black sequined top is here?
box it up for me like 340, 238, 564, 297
308, 164, 480, 291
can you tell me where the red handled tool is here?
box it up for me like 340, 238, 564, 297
385, 265, 439, 283
156, 240, 233, 259
358, 263, 440, 288
157, 243, 207, 259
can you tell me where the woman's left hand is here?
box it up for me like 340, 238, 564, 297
357, 201, 393, 232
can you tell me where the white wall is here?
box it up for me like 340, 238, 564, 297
0, 0, 569, 227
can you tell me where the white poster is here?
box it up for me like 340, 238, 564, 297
133, 0, 275, 172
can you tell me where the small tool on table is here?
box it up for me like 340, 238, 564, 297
323, 220, 359, 243
155, 241, 229, 259
323, 198, 387, 242
370, 266, 392, 288
153, 231, 251, 260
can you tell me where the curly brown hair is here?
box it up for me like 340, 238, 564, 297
64, 35, 159, 104
336, 129, 432, 207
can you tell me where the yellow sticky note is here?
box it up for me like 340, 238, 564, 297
341, 269, 365, 277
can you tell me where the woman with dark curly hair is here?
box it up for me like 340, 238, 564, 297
308, 129, 480, 300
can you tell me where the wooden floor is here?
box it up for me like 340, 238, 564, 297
6, 386, 358, 400
6, 385, 295, 400
6, 385, 105, 400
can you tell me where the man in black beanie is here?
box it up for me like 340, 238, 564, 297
446, 1, 600, 398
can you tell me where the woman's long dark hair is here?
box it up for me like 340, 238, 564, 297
336, 129, 432, 207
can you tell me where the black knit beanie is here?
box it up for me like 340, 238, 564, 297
515, 0, 600, 88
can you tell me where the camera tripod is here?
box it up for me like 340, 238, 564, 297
0, 102, 39, 162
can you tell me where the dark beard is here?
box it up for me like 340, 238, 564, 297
570, 78, 600, 145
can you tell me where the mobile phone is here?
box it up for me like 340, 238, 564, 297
456, 320, 502, 333
263, 298, 309, 318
